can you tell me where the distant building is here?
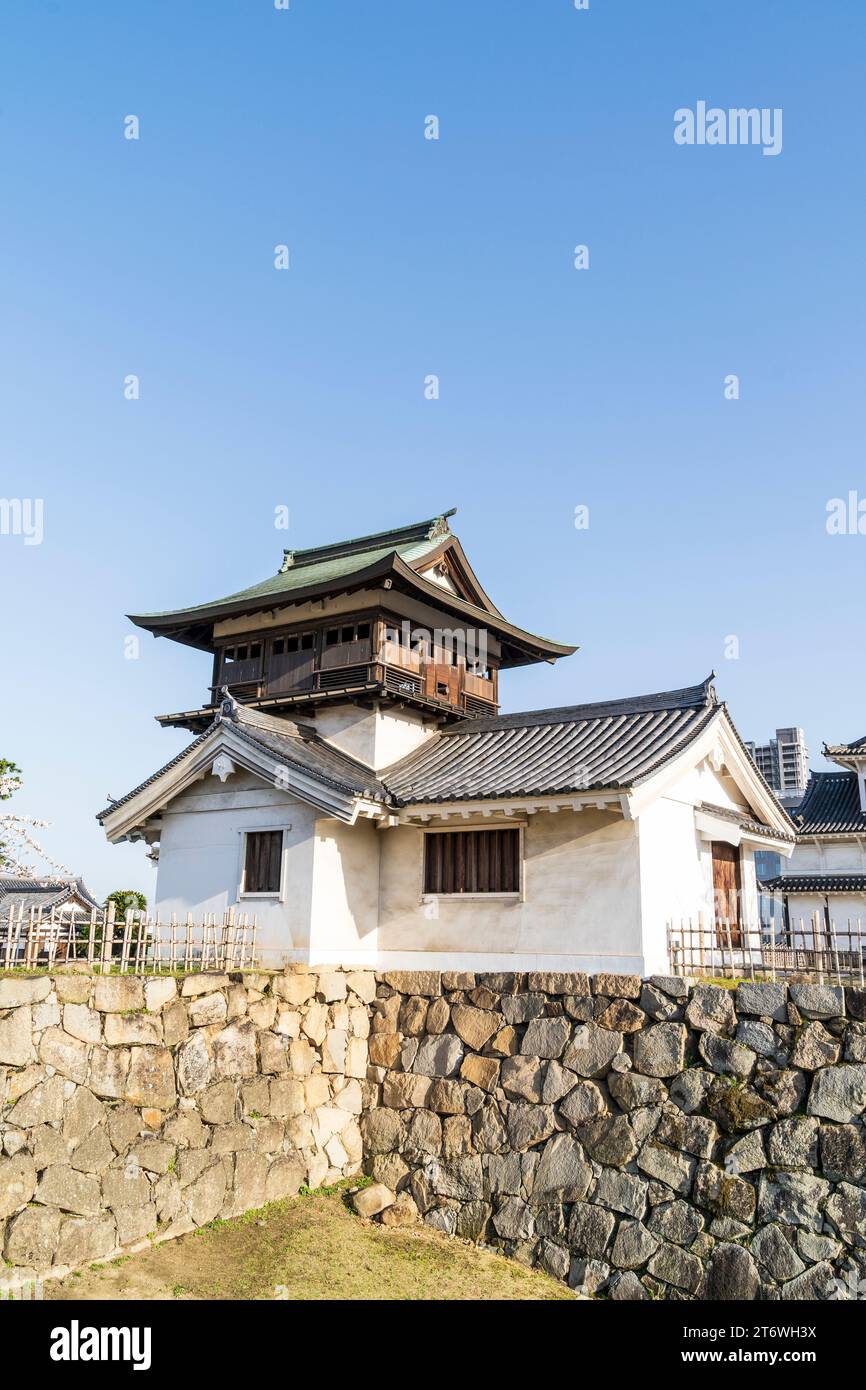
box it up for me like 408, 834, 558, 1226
0, 875, 101, 921
760, 732, 866, 931
745, 727, 809, 805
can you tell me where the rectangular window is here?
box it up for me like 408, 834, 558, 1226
243, 830, 283, 894
423, 828, 520, 895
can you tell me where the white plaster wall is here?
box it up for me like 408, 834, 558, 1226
308, 816, 380, 961
790, 840, 866, 873
636, 795, 710, 975
357, 809, 644, 972
314, 702, 435, 771
153, 771, 315, 964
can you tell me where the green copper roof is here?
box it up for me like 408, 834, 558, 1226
136, 513, 455, 621
127, 508, 577, 663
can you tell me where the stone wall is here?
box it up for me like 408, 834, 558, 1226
3, 965, 866, 1299
361, 970, 866, 1300
0, 968, 371, 1289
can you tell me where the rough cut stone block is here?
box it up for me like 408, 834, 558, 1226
0, 976, 51, 1008
735, 981, 787, 1020
125, 1046, 177, 1110
70, 1129, 115, 1175
636, 1140, 695, 1196
35, 1164, 102, 1217
757, 1171, 830, 1232
693, 1161, 756, 1223
789, 983, 845, 1020
56, 1214, 116, 1266
460, 1053, 499, 1092
413, 1033, 464, 1078
450, 1004, 501, 1051
93, 976, 144, 1013
595, 999, 646, 1033
562, 1022, 622, 1076
527, 971, 589, 996
63, 1002, 102, 1043
704, 1242, 759, 1300
272, 973, 316, 1005
104, 1012, 164, 1046
531, 1133, 592, 1201
646, 1242, 703, 1294
316, 972, 348, 1003
265, 1155, 305, 1201
180, 972, 229, 998
0, 1005, 34, 1066
37, 1027, 89, 1083
633, 1023, 687, 1078
0, 1152, 38, 1219
175, 1031, 213, 1095
188, 993, 227, 1028
825, 1181, 866, 1249
807, 1063, 866, 1123
9, 1074, 66, 1127
520, 1016, 571, 1058
212, 1021, 258, 1079
685, 985, 736, 1036
381, 971, 441, 997
54, 975, 92, 1004
592, 973, 642, 1000
4, 1207, 63, 1266
102, 1167, 153, 1210
144, 977, 177, 1012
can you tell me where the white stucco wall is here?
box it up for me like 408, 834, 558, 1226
153, 771, 316, 964
790, 840, 866, 873
314, 702, 435, 771
360, 808, 644, 972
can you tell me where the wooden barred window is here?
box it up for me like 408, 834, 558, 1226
243, 830, 283, 894
423, 828, 520, 895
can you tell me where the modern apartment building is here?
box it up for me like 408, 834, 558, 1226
746, 726, 810, 805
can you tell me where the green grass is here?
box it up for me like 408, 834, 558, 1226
47, 1184, 573, 1303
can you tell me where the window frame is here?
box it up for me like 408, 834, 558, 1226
237, 826, 289, 900
419, 823, 525, 901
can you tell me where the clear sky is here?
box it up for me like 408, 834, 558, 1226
1, 0, 864, 900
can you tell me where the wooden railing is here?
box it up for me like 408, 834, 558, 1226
214, 658, 498, 715
0, 903, 259, 974
667, 911, 866, 984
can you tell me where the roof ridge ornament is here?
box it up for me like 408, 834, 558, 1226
218, 687, 240, 722
279, 550, 295, 573
427, 508, 457, 541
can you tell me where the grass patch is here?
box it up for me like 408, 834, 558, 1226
46, 1185, 572, 1303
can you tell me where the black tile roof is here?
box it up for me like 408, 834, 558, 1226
382, 677, 724, 804
824, 735, 866, 757
97, 699, 387, 822
699, 802, 795, 842
0, 876, 101, 918
793, 771, 866, 836
760, 873, 866, 894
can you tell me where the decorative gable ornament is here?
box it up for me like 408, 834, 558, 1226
211, 753, 236, 783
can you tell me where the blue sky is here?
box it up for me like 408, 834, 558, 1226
1, 0, 863, 899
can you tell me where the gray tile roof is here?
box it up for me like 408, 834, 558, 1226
760, 873, 866, 894
824, 735, 866, 757
698, 802, 795, 842
0, 876, 101, 918
793, 771, 866, 836
381, 677, 723, 804
97, 698, 387, 823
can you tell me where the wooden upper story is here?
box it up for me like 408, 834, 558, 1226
209, 607, 499, 718
129, 510, 576, 734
